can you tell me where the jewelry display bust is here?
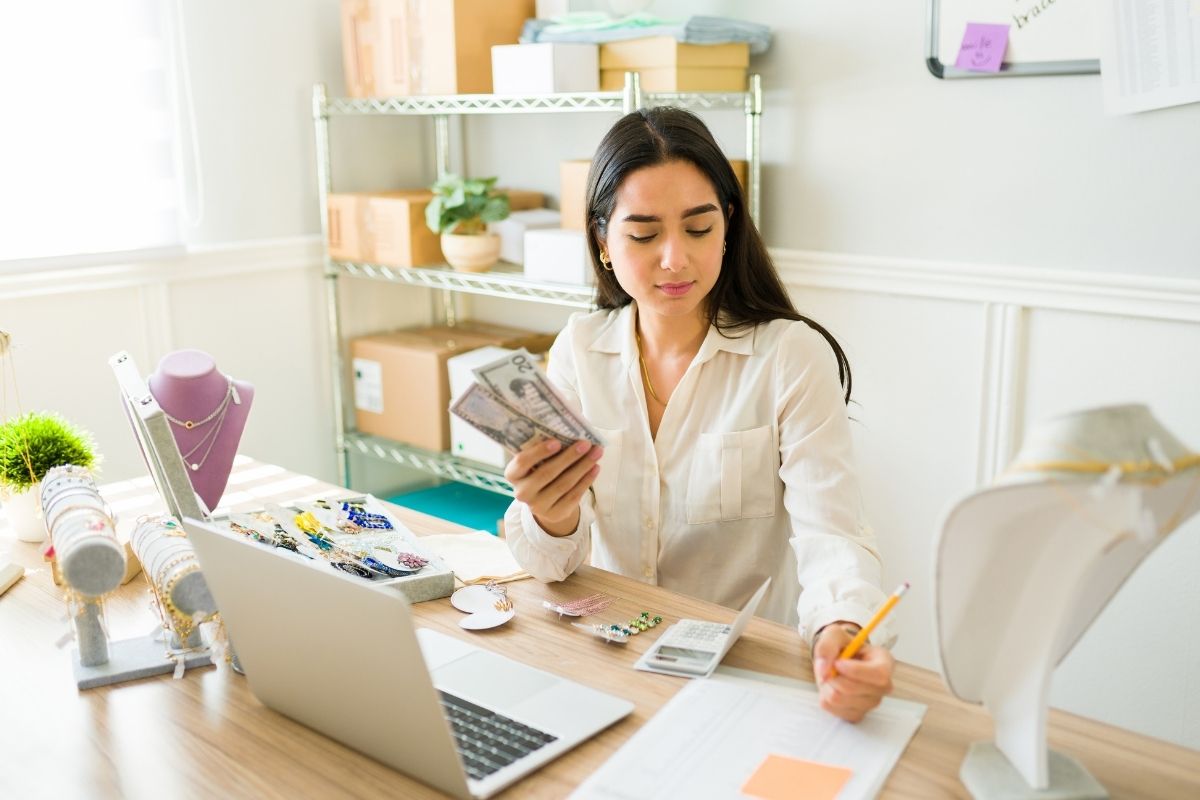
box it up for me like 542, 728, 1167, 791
148, 350, 253, 512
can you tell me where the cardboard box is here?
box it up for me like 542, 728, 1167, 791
327, 191, 444, 267
600, 67, 747, 92
524, 229, 594, 286
730, 159, 748, 193
489, 208, 561, 263
599, 37, 749, 92
504, 189, 545, 212
330, 190, 543, 266
341, 0, 535, 97
559, 159, 591, 231
365, 191, 445, 267
352, 323, 556, 451
340, 0, 378, 99
599, 37, 750, 70
445, 320, 557, 351
491, 43, 599, 94
326, 193, 367, 262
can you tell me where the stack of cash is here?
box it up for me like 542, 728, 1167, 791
450, 348, 604, 457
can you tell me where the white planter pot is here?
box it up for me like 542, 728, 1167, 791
441, 232, 501, 273
3, 482, 46, 543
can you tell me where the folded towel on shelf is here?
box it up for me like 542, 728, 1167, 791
520, 13, 772, 55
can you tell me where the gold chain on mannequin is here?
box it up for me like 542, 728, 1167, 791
160, 377, 234, 430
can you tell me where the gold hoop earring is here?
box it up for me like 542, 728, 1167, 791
599, 251, 613, 271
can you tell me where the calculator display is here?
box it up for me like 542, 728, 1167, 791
650, 645, 716, 674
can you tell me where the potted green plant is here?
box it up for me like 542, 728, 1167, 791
0, 412, 98, 543
425, 174, 510, 273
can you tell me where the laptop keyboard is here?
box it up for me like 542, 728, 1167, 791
438, 691, 558, 781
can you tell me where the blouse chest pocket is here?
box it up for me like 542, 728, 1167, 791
589, 426, 623, 519
685, 424, 778, 524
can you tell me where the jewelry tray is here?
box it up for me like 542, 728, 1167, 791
212, 494, 455, 605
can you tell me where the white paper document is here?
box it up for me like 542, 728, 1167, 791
1101, 0, 1200, 113
417, 531, 528, 584
572, 668, 926, 800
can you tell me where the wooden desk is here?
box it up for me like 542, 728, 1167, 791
1, 461, 1196, 798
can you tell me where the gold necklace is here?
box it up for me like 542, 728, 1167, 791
634, 329, 664, 405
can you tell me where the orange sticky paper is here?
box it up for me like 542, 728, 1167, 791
740, 753, 853, 800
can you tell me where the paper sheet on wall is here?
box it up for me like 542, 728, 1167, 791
1101, 0, 1200, 113
570, 667, 926, 800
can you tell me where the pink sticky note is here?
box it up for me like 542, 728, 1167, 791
955, 23, 1010, 72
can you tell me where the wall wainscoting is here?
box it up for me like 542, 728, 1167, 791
776, 248, 1200, 750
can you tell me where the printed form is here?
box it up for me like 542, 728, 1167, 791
571, 668, 925, 800
1102, 0, 1200, 113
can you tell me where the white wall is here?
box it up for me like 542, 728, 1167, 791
466, 0, 1200, 279
177, 0, 434, 246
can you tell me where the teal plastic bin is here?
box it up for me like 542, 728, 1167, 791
386, 483, 510, 535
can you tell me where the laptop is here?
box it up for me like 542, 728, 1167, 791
634, 577, 771, 678
183, 517, 634, 800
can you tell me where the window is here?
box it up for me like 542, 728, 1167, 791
0, 1, 184, 266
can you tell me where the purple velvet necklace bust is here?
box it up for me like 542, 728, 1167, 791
148, 350, 253, 512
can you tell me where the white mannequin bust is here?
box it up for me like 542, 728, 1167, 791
147, 350, 253, 512
936, 405, 1200, 799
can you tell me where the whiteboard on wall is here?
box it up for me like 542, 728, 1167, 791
927, 0, 1101, 78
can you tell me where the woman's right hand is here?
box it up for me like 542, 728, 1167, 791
505, 438, 603, 537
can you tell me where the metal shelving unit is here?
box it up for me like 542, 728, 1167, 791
313, 73, 764, 491
332, 260, 595, 308
345, 433, 515, 496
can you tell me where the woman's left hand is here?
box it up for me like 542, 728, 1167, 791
811, 623, 895, 723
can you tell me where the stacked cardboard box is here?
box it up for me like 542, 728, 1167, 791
341, 0, 535, 97
328, 189, 544, 267
599, 37, 750, 92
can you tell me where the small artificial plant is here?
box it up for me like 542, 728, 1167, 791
0, 411, 97, 492
425, 174, 510, 235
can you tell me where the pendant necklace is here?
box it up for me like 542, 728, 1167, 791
177, 405, 231, 471
160, 377, 240, 471
162, 377, 238, 430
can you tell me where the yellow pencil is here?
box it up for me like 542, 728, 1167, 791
827, 582, 909, 679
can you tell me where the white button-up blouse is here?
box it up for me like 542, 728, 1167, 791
504, 303, 892, 645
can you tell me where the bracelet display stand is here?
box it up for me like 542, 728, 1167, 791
42, 466, 213, 689
131, 515, 219, 667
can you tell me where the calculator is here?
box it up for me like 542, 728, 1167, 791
644, 621, 734, 675
634, 578, 771, 679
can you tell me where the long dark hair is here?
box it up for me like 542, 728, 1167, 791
584, 107, 852, 404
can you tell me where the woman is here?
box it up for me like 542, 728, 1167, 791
503, 107, 894, 722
